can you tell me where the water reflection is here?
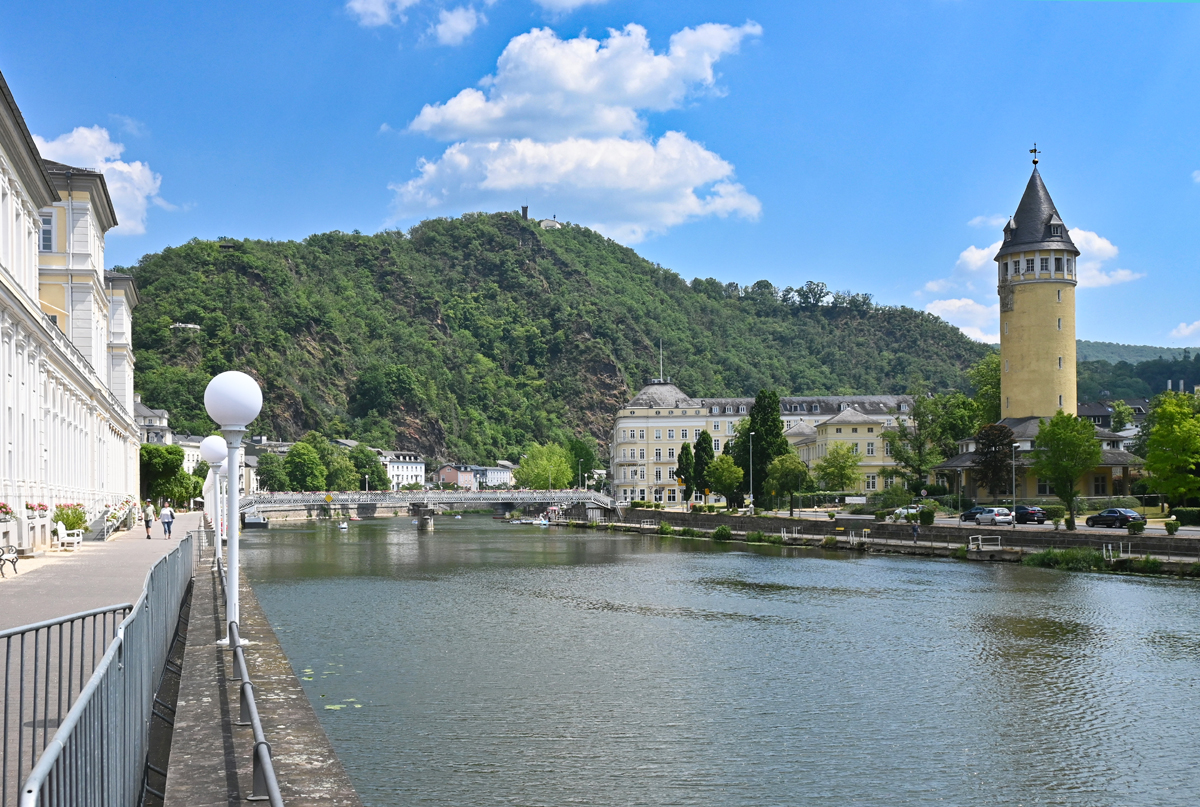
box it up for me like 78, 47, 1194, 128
245, 516, 1200, 807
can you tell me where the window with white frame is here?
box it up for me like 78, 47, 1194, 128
865, 474, 877, 491
667, 429, 674, 440
654, 489, 663, 502
681, 429, 688, 439
655, 429, 661, 440
667, 448, 675, 460
654, 448, 662, 461
713, 439, 720, 451
866, 442, 875, 456
667, 488, 676, 502
638, 449, 645, 460
638, 430, 645, 440
668, 467, 676, 479
1055, 257, 1063, 272
713, 422, 721, 432
1040, 257, 1049, 272
884, 442, 892, 456
655, 468, 662, 482
899, 403, 908, 412
40, 215, 53, 251
851, 443, 859, 454
738, 405, 746, 414
639, 469, 646, 480
1026, 258, 1035, 273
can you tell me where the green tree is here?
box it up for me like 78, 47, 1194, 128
1144, 392, 1200, 505
692, 430, 715, 503
348, 444, 391, 491
255, 452, 290, 492
705, 454, 744, 506
140, 443, 185, 500
1029, 412, 1102, 530
1109, 399, 1135, 433
326, 452, 360, 492
882, 403, 943, 490
924, 392, 981, 456
967, 353, 1002, 425
813, 442, 864, 491
160, 467, 202, 506
764, 453, 809, 516
744, 389, 791, 501
192, 459, 210, 479
285, 442, 327, 491
675, 442, 695, 505
514, 443, 573, 489
299, 431, 338, 475
972, 423, 1016, 502
565, 436, 599, 487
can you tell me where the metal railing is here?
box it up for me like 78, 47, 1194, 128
18, 535, 194, 807
241, 489, 618, 512
216, 558, 284, 806
0, 606, 131, 807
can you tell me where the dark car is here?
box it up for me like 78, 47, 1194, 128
960, 506, 986, 522
1014, 505, 1046, 525
1085, 508, 1146, 528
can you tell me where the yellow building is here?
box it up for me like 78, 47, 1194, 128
788, 406, 904, 493
997, 166, 1078, 418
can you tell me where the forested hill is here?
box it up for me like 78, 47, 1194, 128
127, 213, 990, 463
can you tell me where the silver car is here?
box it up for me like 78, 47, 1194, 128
975, 507, 1013, 526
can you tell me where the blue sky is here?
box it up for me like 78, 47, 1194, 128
5, 1, 1200, 347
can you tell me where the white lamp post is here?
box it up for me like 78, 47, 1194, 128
204, 371, 263, 645
1012, 442, 1020, 528
749, 431, 755, 515
199, 435, 227, 563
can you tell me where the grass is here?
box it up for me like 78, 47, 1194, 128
1022, 547, 1106, 572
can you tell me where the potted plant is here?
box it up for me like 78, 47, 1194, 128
0, 503, 12, 521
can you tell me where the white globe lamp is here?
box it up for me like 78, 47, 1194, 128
200, 435, 227, 465
203, 371, 263, 646
204, 371, 263, 429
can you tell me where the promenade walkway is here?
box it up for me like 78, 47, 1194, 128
0, 511, 202, 631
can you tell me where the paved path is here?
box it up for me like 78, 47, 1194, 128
0, 511, 202, 631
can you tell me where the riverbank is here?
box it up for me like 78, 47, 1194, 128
558, 508, 1200, 578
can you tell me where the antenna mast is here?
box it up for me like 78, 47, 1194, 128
659, 339, 664, 381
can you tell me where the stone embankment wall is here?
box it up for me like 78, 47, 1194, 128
626, 509, 1199, 558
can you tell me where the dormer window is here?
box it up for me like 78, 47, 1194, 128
1051, 225, 1061, 237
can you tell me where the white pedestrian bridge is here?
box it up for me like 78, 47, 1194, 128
240, 489, 620, 515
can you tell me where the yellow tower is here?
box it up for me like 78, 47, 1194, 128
996, 163, 1079, 419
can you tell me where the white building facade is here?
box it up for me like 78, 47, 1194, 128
0, 70, 140, 551
384, 451, 425, 489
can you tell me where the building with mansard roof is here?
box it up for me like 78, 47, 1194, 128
0, 69, 140, 551
611, 379, 914, 506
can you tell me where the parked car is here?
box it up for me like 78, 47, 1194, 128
893, 505, 924, 518
959, 506, 986, 522
1014, 505, 1047, 525
1085, 508, 1146, 528
975, 507, 1013, 526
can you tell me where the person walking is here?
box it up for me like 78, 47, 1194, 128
159, 504, 176, 539
911, 521, 919, 543
143, 502, 156, 539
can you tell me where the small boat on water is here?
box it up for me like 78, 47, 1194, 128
242, 515, 269, 529
336, 522, 349, 531
349, 515, 362, 521
454, 515, 462, 519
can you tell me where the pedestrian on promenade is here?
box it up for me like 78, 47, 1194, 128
143, 502, 156, 539
159, 504, 176, 539
911, 522, 919, 543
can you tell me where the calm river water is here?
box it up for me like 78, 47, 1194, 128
243, 516, 1200, 807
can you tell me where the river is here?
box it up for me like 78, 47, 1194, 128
243, 516, 1200, 806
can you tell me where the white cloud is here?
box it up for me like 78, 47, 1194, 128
1193, 170, 1200, 183
956, 240, 1002, 272
395, 22, 761, 242
968, 214, 1007, 228
533, 0, 609, 10
1172, 320, 1200, 338
346, 0, 420, 26
925, 298, 1000, 343
431, 6, 483, 45
393, 132, 759, 242
33, 126, 169, 235
1069, 227, 1144, 288
409, 22, 762, 140
108, 114, 147, 138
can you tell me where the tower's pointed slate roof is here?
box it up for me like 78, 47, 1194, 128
995, 167, 1079, 260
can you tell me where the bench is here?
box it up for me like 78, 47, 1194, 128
53, 521, 85, 551
0, 545, 17, 577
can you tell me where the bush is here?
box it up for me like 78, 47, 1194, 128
1131, 555, 1162, 574
919, 508, 935, 526
1022, 547, 1105, 572
952, 545, 968, 560
1166, 520, 1180, 536
821, 535, 839, 548
1127, 521, 1146, 535
712, 525, 732, 541
679, 527, 704, 538
827, 511, 836, 520
657, 522, 674, 536
875, 510, 889, 522
52, 504, 88, 532
746, 530, 766, 543
630, 500, 649, 509
1172, 508, 1200, 526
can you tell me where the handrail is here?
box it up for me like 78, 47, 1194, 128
227, 622, 284, 807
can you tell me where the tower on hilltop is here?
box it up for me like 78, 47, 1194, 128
996, 162, 1079, 419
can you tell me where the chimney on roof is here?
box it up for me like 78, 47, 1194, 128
521, 206, 528, 220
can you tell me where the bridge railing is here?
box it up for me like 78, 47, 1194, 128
241, 490, 617, 512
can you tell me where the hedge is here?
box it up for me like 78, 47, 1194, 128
1172, 508, 1200, 526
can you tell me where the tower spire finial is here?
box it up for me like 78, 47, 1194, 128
1030, 143, 1040, 165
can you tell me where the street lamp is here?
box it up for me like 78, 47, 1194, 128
1012, 442, 1020, 527
578, 459, 584, 491
749, 431, 756, 515
199, 435, 227, 565
364, 474, 369, 493
204, 371, 263, 645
